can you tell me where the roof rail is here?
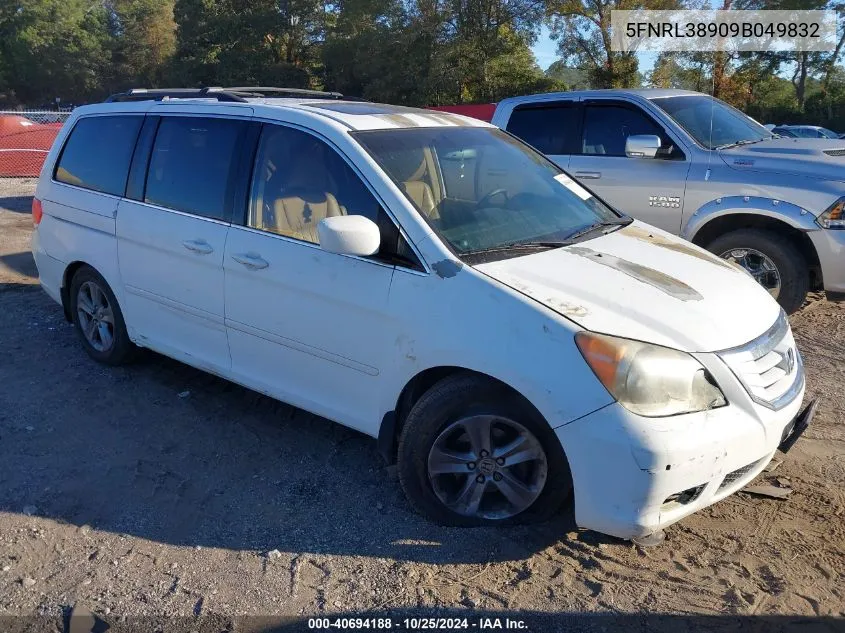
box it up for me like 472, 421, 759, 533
105, 88, 248, 103
104, 86, 356, 103
223, 87, 346, 99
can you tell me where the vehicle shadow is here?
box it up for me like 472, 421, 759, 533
0, 250, 37, 280
0, 283, 607, 564
0, 195, 33, 213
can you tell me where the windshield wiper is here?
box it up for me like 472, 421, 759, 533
461, 241, 571, 257
563, 216, 633, 241
461, 217, 632, 258
715, 138, 766, 150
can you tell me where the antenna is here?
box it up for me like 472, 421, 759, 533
705, 58, 716, 181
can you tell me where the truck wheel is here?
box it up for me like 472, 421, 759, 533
397, 373, 572, 526
69, 265, 136, 365
706, 229, 809, 314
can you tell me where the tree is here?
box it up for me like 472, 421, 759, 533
0, 0, 113, 105
546, 0, 681, 89
107, 0, 176, 92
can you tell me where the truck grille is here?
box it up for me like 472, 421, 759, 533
717, 311, 803, 410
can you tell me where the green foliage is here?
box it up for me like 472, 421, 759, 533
546, 0, 680, 89
0, 0, 841, 120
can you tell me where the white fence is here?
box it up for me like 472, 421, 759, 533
0, 110, 72, 200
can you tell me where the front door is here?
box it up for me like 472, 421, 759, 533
224, 122, 404, 434
117, 114, 249, 371
567, 100, 691, 234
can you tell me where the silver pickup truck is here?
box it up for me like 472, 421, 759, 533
491, 89, 845, 313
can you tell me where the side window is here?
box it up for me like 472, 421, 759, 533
506, 103, 579, 155
582, 105, 673, 157
248, 125, 378, 243
145, 116, 245, 221
248, 125, 422, 269
55, 116, 142, 195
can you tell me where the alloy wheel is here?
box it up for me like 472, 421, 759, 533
427, 414, 548, 520
720, 247, 782, 299
76, 281, 116, 352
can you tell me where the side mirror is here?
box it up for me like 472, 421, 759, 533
318, 215, 381, 257
625, 135, 662, 159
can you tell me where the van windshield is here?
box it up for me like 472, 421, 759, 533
651, 95, 773, 149
353, 127, 623, 259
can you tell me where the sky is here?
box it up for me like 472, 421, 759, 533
531, 25, 659, 75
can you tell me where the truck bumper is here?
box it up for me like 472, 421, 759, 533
809, 228, 845, 294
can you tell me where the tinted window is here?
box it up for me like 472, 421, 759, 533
582, 105, 667, 156
55, 116, 142, 195
506, 104, 579, 155
145, 117, 244, 220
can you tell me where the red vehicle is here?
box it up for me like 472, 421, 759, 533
426, 104, 496, 122
0, 115, 62, 177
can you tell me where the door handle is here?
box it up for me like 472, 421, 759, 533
232, 253, 269, 270
182, 239, 214, 255
574, 171, 602, 180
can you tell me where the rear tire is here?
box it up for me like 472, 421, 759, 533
706, 229, 809, 314
397, 373, 572, 526
69, 265, 135, 365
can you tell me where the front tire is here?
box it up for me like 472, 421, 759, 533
397, 374, 572, 526
706, 229, 809, 314
69, 265, 135, 365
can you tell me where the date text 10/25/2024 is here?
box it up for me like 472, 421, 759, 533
308, 617, 529, 630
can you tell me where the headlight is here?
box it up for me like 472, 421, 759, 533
816, 197, 845, 229
575, 332, 727, 417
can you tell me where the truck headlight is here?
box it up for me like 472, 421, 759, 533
575, 332, 727, 417
816, 197, 845, 229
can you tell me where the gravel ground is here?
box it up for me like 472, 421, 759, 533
1, 179, 844, 632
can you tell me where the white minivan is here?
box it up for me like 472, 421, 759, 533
32, 87, 815, 542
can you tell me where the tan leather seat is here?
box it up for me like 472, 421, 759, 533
402, 181, 439, 220
272, 191, 343, 242
261, 140, 346, 242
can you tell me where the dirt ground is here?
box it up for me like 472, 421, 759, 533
1, 178, 844, 632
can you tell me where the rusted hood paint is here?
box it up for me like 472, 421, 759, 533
474, 221, 781, 352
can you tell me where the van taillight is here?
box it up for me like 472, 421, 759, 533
32, 198, 43, 225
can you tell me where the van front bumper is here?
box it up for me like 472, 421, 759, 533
555, 384, 807, 540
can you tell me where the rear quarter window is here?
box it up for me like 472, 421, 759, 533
54, 116, 143, 196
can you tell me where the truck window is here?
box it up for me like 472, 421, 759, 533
506, 103, 579, 155
55, 116, 143, 196
581, 105, 665, 156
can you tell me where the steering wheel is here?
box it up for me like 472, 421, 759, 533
476, 188, 509, 209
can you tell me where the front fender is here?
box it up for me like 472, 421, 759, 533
683, 196, 818, 242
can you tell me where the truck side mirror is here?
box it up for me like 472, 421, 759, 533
625, 135, 662, 159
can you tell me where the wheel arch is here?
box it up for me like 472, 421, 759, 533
60, 260, 92, 322
378, 366, 549, 464
687, 209, 822, 289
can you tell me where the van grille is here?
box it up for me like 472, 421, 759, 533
823, 149, 845, 157
717, 311, 803, 410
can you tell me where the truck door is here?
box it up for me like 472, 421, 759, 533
567, 99, 691, 234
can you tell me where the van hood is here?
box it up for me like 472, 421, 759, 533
474, 222, 781, 353
719, 138, 845, 182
